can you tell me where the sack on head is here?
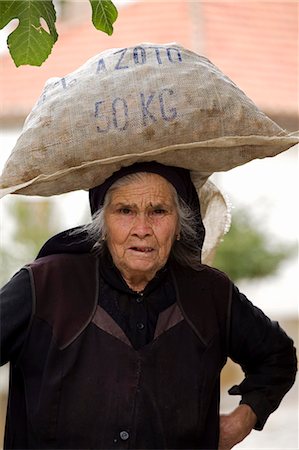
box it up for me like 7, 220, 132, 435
0, 42, 297, 198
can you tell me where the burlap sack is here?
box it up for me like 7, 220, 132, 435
0, 42, 297, 198
0, 43, 297, 264
196, 178, 230, 265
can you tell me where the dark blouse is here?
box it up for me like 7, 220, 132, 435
98, 254, 176, 349
0, 255, 297, 431
0, 253, 176, 358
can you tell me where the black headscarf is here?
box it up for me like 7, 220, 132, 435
37, 162, 205, 259
89, 161, 205, 249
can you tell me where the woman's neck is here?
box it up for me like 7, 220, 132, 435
123, 277, 150, 293
121, 271, 156, 293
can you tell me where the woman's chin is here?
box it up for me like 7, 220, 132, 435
123, 254, 161, 279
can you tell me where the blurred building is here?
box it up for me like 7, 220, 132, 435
0, 1, 298, 448
0, 1, 298, 129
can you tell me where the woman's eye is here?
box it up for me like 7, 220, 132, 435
152, 209, 166, 215
119, 208, 132, 215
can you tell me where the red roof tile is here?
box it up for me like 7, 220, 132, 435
202, 2, 298, 115
0, 1, 297, 121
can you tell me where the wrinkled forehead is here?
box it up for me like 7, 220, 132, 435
106, 172, 177, 207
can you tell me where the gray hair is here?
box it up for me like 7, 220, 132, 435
82, 172, 203, 270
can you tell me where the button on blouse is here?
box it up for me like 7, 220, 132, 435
119, 430, 130, 441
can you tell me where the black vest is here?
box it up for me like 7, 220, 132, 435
5, 254, 232, 449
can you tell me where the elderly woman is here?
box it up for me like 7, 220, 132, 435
0, 162, 297, 450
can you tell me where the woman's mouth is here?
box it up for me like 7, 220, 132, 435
129, 247, 154, 253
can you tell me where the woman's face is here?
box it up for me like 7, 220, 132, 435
104, 173, 179, 291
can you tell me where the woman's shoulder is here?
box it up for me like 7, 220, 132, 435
171, 260, 232, 285
29, 252, 95, 267
200, 263, 232, 283
35, 226, 94, 259
27, 253, 98, 287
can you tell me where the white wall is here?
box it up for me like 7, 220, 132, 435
211, 145, 298, 319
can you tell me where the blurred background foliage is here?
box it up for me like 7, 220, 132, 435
213, 208, 296, 282
0, 199, 295, 286
0, 199, 61, 285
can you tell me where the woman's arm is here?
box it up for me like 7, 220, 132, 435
0, 269, 33, 365
219, 285, 297, 448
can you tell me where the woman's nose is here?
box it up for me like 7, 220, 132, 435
131, 214, 152, 238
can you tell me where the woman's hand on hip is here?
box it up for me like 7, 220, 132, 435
218, 404, 257, 450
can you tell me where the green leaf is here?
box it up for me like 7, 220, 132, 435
89, 0, 118, 36
0, 0, 58, 67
